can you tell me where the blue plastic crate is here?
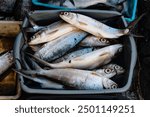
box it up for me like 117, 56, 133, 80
125, 0, 137, 22
32, 0, 137, 22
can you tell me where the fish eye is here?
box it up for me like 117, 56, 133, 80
114, 65, 120, 70
64, 12, 69, 16
118, 47, 122, 53
104, 68, 112, 74
111, 84, 117, 89
100, 38, 106, 43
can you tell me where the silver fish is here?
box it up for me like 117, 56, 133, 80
17, 68, 118, 90
79, 35, 110, 47
30, 44, 43, 52
48, 0, 125, 8
29, 20, 77, 45
60, 12, 129, 39
30, 44, 123, 69
24, 57, 65, 89
0, 51, 13, 76
103, 64, 125, 75
53, 47, 95, 63
35, 30, 88, 62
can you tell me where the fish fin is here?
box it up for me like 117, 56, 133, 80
24, 11, 44, 31
127, 13, 146, 32
91, 71, 100, 76
26, 53, 52, 68
47, 29, 59, 35
23, 27, 37, 33
99, 52, 110, 57
73, 57, 84, 61
13, 68, 38, 78
69, 0, 75, 6
78, 21, 88, 26
13, 69, 35, 80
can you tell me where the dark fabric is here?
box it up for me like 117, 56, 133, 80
138, 0, 150, 99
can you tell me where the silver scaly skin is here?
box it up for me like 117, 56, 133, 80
17, 68, 118, 90
53, 47, 95, 63
60, 12, 129, 39
35, 30, 88, 62
79, 35, 110, 47
31, 44, 123, 70
29, 20, 77, 45
0, 51, 13, 76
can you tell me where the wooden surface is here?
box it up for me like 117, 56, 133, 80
0, 21, 21, 98
0, 21, 21, 37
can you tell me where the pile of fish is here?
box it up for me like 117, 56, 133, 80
14, 11, 133, 90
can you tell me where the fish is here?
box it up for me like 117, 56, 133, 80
35, 30, 88, 62
0, 51, 13, 77
53, 47, 95, 63
59, 12, 139, 39
30, 44, 43, 52
29, 20, 78, 45
23, 56, 65, 89
79, 35, 111, 47
15, 68, 118, 90
103, 64, 125, 75
28, 44, 123, 69
46, 0, 125, 8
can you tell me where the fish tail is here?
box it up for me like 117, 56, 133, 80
127, 13, 146, 33
13, 68, 39, 78
26, 53, 52, 68
24, 11, 43, 31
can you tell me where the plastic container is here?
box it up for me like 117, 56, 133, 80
14, 10, 137, 95
32, 0, 137, 22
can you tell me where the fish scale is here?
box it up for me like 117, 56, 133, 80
17, 68, 118, 90
35, 30, 88, 62
60, 12, 129, 39
0, 51, 13, 77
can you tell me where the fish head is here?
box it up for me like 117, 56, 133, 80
29, 30, 45, 45
102, 78, 118, 89
60, 12, 77, 23
103, 64, 125, 75
109, 44, 123, 56
95, 68, 116, 79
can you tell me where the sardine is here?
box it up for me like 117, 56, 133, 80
64, 0, 125, 8
0, 51, 13, 76
103, 64, 125, 75
29, 44, 123, 69
29, 20, 78, 45
60, 12, 129, 39
24, 57, 65, 89
35, 30, 88, 62
30, 44, 43, 52
47, 0, 125, 8
15, 68, 118, 90
79, 35, 110, 47
53, 47, 95, 63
